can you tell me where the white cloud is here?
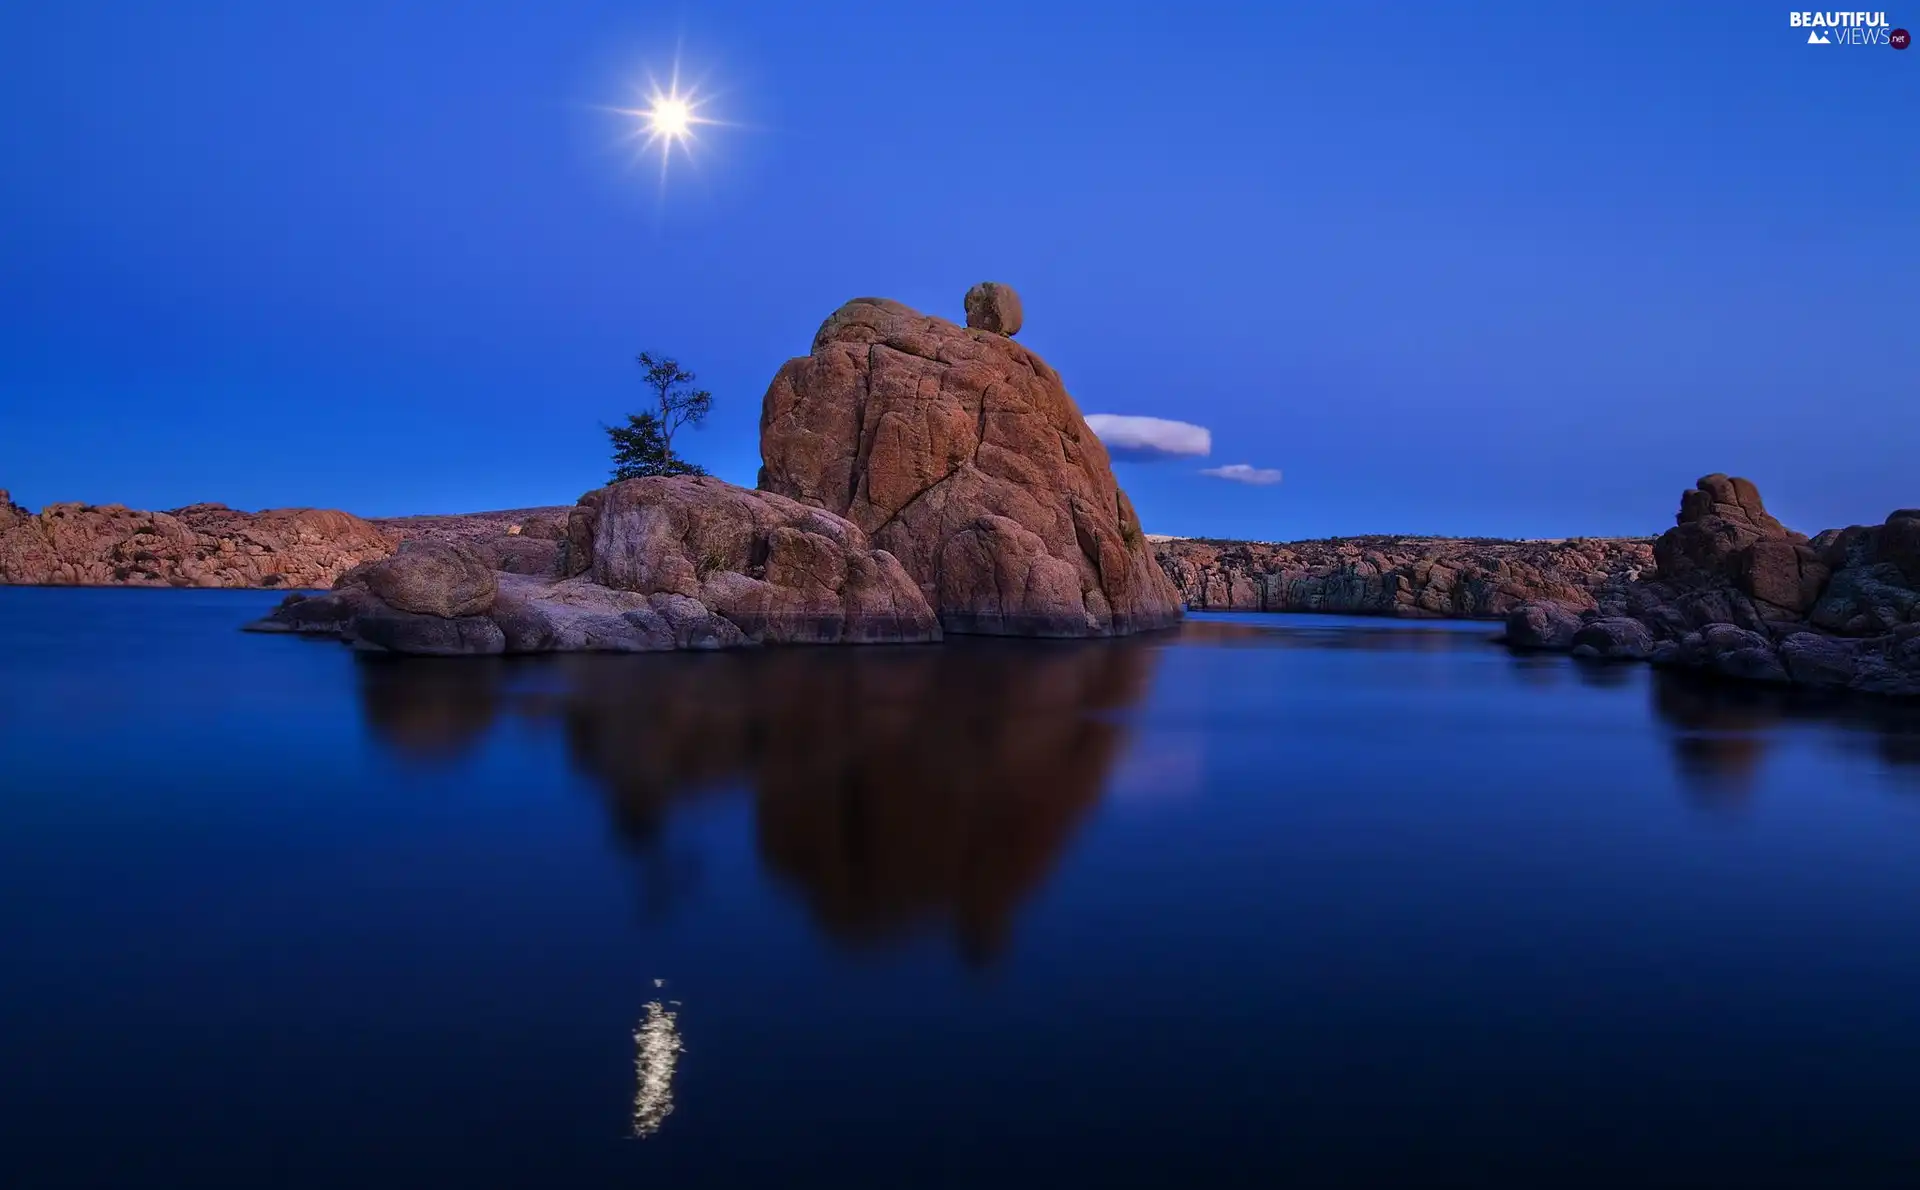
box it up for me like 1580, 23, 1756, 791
1084, 414, 1211, 461
1200, 463, 1282, 486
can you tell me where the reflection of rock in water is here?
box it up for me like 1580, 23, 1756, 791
355, 656, 508, 761
1652, 669, 1920, 801
1508, 654, 1567, 690
1570, 659, 1635, 690
1175, 617, 1486, 653
556, 657, 764, 850
351, 640, 1157, 962
561, 641, 1156, 964
751, 641, 1152, 963
1653, 674, 1772, 806
632, 996, 682, 1139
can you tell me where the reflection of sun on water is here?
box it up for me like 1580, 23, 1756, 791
632, 988, 684, 1139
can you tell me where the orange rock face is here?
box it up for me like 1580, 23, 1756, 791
757, 297, 1182, 637
0, 491, 394, 589
1158, 535, 1655, 618
560, 474, 941, 646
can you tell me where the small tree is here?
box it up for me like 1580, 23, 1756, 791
608, 411, 706, 482
636, 352, 712, 454
605, 352, 713, 481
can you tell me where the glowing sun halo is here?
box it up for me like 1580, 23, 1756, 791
613, 69, 729, 199
647, 95, 692, 140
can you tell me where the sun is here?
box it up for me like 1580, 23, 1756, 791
621, 83, 709, 152
648, 96, 692, 140
610, 65, 731, 200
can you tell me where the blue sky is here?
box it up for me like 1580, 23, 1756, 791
0, 1, 1912, 539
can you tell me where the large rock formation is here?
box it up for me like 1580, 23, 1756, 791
13, 289, 1177, 655
254, 475, 942, 654
0, 490, 393, 588
757, 294, 1181, 637
1651, 473, 1828, 616
1505, 475, 1920, 698
1156, 535, 1654, 619
240, 286, 1181, 654
560, 475, 939, 645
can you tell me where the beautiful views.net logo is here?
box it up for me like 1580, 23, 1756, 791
1789, 11, 1910, 45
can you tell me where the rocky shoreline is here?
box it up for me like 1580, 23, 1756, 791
1500, 475, 1919, 698
1154, 535, 1654, 620
0, 486, 586, 591
1152, 476, 1918, 698
246, 286, 1182, 654
0, 490, 394, 590
4, 286, 1911, 696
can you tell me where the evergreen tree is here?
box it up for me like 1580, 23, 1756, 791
608, 411, 706, 481
636, 352, 712, 454
606, 352, 714, 481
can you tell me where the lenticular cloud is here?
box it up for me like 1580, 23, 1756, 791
1084, 415, 1212, 461
1199, 463, 1283, 486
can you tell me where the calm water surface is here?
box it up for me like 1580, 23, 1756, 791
4, 588, 1920, 1188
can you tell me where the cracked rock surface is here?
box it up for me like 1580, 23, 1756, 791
1503, 475, 1920, 698
757, 297, 1181, 637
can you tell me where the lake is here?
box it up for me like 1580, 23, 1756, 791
4, 588, 1920, 1188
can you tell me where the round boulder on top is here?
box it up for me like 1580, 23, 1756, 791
963, 282, 1023, 337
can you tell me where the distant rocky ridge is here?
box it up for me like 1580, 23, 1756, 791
0, 489, 394, 589
377, 507, 574, 577
0, 486, 581, 590
1504, 475, 1919, 698
246, 285, 1182, 654
1155, 535, 1655, 620
372, 507, 569, 547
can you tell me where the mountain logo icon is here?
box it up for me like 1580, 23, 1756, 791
1807, 29, 1831, 43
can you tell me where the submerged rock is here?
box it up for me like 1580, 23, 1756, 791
247, 585, 387, 635
353, 608, 507, 657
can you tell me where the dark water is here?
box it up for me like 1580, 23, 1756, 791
5, 590, 1920, 1189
